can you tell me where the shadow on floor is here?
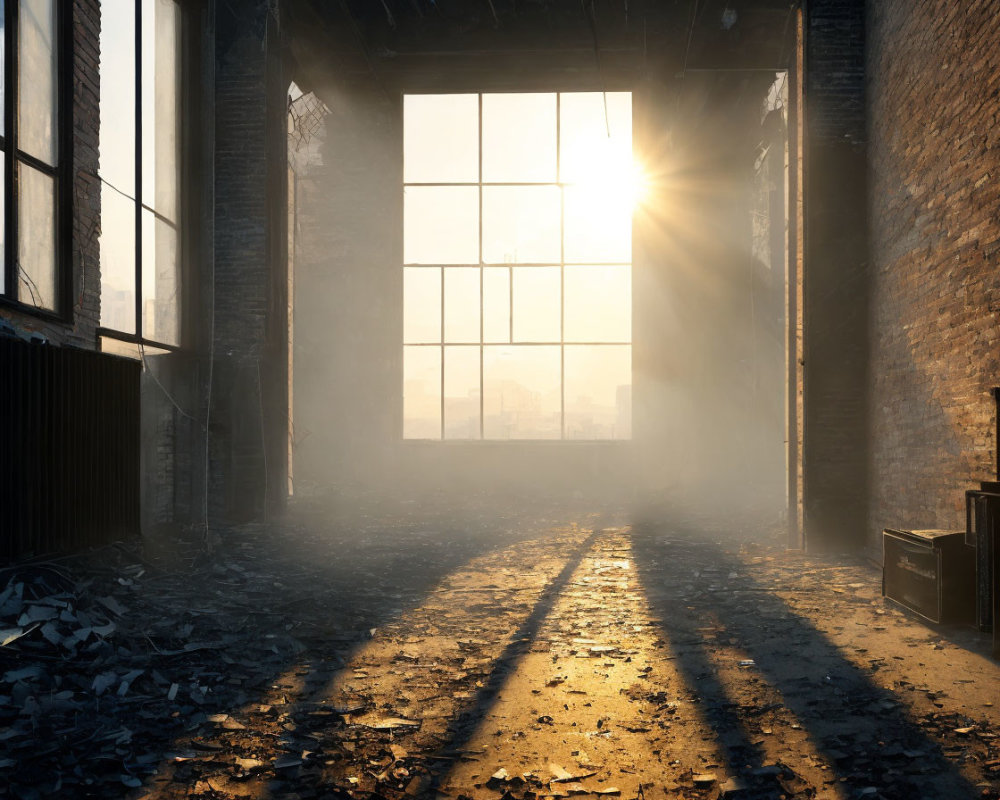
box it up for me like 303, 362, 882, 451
628, 515, 979, 799
267, 519, 607, 798
3, 494, 595, 799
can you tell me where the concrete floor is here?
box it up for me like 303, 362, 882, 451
3, 499, 998, 799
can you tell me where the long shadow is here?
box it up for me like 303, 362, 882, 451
629, 516, 979, 799
427, 526, 602, 764
268, 521, 604, 798
4, 494, 591, 799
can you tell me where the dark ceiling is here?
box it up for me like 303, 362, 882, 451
286, 0, 796, 93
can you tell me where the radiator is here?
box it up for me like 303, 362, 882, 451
0, 336, 140, 561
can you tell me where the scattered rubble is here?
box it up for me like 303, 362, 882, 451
0, 501, 996, 800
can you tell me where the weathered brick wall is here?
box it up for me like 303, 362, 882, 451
802, 0, 869, 550
867, 1, 1000, 547
0, 0, 102, 348
209, 1, 288, 521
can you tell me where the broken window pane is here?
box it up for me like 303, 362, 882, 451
403, 267, 441, 344
99, 0, 137, 197
483, 267, 510, 343
482, 93, 556, 183
482, 186, 560, 264
404, 346, 441, 439
444, 346, 481, 439
141, 0, 180, 222
563, 185, 632, 264
483, 345, 561, 439
404, 94, 479, 183
512, 267, 560, 343
564, 345, 631, 439
100, 187, 137, 333
141, 209, 180, 345
564, 266, 631, 343
18, 163, 56, 310
559, 92, 632, 185
404, 186, 479, 264
18, 0, 58, 166
444, 267, 480, 343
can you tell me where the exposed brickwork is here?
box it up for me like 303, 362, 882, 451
802, 0, 869, 549
209, 2, 288, 521
0, 0, 102, 348
867, 1, 1000, 547
71, 0, 103, 345
805, 0, 866, 147
214, 12, 271, 360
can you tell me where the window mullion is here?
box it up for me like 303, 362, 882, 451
557, 92, 565, 440
478, 92, 484, 442
14, 151, 59, 176
438, 267, 445, 441
5, 0, 17, 300
134, 0, 143, 338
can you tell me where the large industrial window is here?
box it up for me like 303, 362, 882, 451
0, 1, 66, 313
403, 92, 635, 440
98, 0, 183, 349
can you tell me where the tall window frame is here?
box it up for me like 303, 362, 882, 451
403, 91, 634, 441
0, 0, 71, 315
98, 0, 184, 352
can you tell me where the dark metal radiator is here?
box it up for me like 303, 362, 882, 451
0, 337, 141, 562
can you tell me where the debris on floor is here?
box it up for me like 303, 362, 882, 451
0, 499, 997, 800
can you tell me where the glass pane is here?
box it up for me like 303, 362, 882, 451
142, 0, 180, 221
99, 0, 136, 196
100, 187, 137, 333
0, 157, 4, 291
482, 186, 560, 264
564, 185, 631, 264
18, 0, 58, 166
483, 345, 561, 439
403, 267, 441, 344
18, 163, 56, 309
141, 209, 180, 345
444, 345, 480, 439
100, 336, 171, 360
444, 267, 479, 343
482, 93, 556, 183
564, 266, 631, 343
512, 267, 560, 343
0, 1, 6, 137
564, 345, 631, 440
404, 94, 479, 183
559, 92, 632, 184
404, 346, 441, 439
404, 186, 479, 264
483, 266, 510, 343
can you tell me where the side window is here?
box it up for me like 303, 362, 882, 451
0, 0, 65, 313
99, 0, 182, 349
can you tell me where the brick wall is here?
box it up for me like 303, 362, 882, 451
209, 1, 289, 521
867, 1, 1000, 547
0, 0, 102, 348
802, 0, 869, 550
